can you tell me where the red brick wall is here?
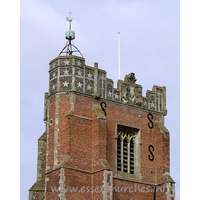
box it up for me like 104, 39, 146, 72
64, 169, 92, 200
45, 92, 171, 199
45, 170, 60, 200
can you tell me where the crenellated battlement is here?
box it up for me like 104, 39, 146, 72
49, 55, 167, 115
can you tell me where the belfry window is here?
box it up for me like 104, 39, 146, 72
117, 129, 136, 174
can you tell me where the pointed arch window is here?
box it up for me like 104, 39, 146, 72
117, 130, 136, 174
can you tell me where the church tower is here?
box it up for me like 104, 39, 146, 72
29, 15, 175, 200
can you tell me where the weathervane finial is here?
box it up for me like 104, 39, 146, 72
69, 10, 72, 18
58, 10, 83, 57
66, 10, 73, 24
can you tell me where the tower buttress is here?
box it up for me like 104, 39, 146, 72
29, 15, 175, 200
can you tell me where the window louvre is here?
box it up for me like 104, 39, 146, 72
130, 139, 134, 174
123, 139, 128, 173
117, 137, 121, 171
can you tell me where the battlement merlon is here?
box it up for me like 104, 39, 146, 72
48, 55, 167, 115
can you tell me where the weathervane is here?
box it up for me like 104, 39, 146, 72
58, 10, 83, 57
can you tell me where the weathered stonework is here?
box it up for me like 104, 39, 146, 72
29, 55, 175, 200
58, 168, 66, 200
49, 55, 167, 115
54, 95, 60, 166
165, 182, 175, 200
102, 170, 113, 200
29, 132, 47, 200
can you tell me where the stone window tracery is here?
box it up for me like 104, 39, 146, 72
117, 130, 136, 175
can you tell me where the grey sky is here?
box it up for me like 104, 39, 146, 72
20, 0, 180, 199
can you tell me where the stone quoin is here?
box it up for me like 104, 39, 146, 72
29, 55, 175, 200
29, 13, 175, 199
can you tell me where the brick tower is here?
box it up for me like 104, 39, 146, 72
29, 16, 175, 200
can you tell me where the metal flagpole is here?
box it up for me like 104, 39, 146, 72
118, 32, 121, 80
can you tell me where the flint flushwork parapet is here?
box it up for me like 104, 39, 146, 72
49, 56, 167, 115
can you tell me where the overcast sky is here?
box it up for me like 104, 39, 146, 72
20, 0, 180, 199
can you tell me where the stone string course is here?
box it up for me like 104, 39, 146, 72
29, 55, 175, 200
